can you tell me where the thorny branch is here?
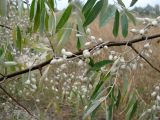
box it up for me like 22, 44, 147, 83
0, 34, 160, 82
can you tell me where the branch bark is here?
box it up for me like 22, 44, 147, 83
0, 34, 160, 82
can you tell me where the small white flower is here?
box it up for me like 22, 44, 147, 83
156, 95, 160, 101
78, 60, 84, 66
139, 29, 145, 35
36, 99, 40, 103
31, 78, 36, 83
144, 43, 150, 48
25, 79, 30, 84
86, 28, 91, 34
90, 36, 96, 41
83, 49, 91, 57
50, 59, 57, 64
147, 109, 152, 113
131, 29, 138, 33
76, 34, 82, 37
32, 84, 37, 90
104, 45, 108, 50
151, 20, 158, 26
155, 86, 160, 91
98, 38, 103, 42
109, 55, 113, 60
151, 91, 157, 97
156, 16, 160, 21
152, 105, 156, 110
85, 42, 91, 46
64, 51, 73, 56
61, 48, 66, 55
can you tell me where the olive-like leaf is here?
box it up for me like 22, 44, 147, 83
117, 0, 125, 7
83, 0, 104, 27
82, 0, 97, 18
30, 0, 37, 21
99, 5, 116, 27
48, 0, 54, 11
125, 9, 136, 25
113, 10, 120, 37
16, 26, 22, 52
33, 1, 40, 32
121, 14, 128, 37
56, 5, 72, 33
130, 0, 138, 7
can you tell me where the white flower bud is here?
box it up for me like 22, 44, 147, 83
104, 45, 108, 50
147, 109, 152, 113
98, 38, 103, 42
109, 55, 113, 60
151, 20, 158, 26
156, 95, 160, 101
83, 49, 91, 57
64, 51, 73, 56
76, 34, 82, 37
25, 79, 30, 84
78, 60, 84, 66
155, 86, 160, 91
152, 105, 156, 111
90, 36, 96, 41
151, 91, 157, 97
86, 28, 91, 34
139, 29, 145, 35
50, 59, 57, 64
85, 42, 91, 46
36, 99, 40, 103
131, 29, 138, 33
61, 48, 66, 55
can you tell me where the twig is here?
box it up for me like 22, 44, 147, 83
129, 45, 160, 73
0, 24, 12, 30
0, 85, 35, 117
0, 34, 160, 82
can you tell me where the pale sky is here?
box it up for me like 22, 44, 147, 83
56, 0, 160, 10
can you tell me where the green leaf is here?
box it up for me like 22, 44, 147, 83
40, 9, 45, 34
90, 60, 113, 71
33, 1, 41, 32
125, 100, 138, 120
106, 104, 114, 120
121, 14, 128, 37
117, 0, 125, 7
113, 10, 120, 37
125, 9, 136, 25
83, 100, 101, 119
99, 5, 116, 27
30, 0, 37, 21
56, 5, 72, 33
45, 13, 49, 31
0, 47, 4, 58
82, 0, 97, 18
0, 0, 8, 16
115, 88, 121, 107
76, 25, 81, 51
16, 26, 22, 52
83, 0, 104, 27
56, 23, 72, 51
48, 0, 54, 11
130, 0, 138, 7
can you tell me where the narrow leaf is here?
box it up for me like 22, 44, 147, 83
113, 10, 120, 37
30, 0, 36, 21
76, 25, 81, 51
33, 1, 41, 32
117, 0, 125, 7
82, 0, 97, 17
99, 5, 116, 27
125, 100, 138, 120
40, 9, 45, 34
91, 60, 113, 71
121, 14, 128, 37
130, 0, 138, 7
83, 0, 104, 27
56, 5, 72, 33
16, 26, 22, 52
125, 10, 136, 25
48, 0, 54, 11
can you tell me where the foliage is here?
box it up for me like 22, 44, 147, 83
0, 0, 160, 120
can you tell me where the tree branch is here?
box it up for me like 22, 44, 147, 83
0, 34, 160, 82
129, 45, 160, 73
